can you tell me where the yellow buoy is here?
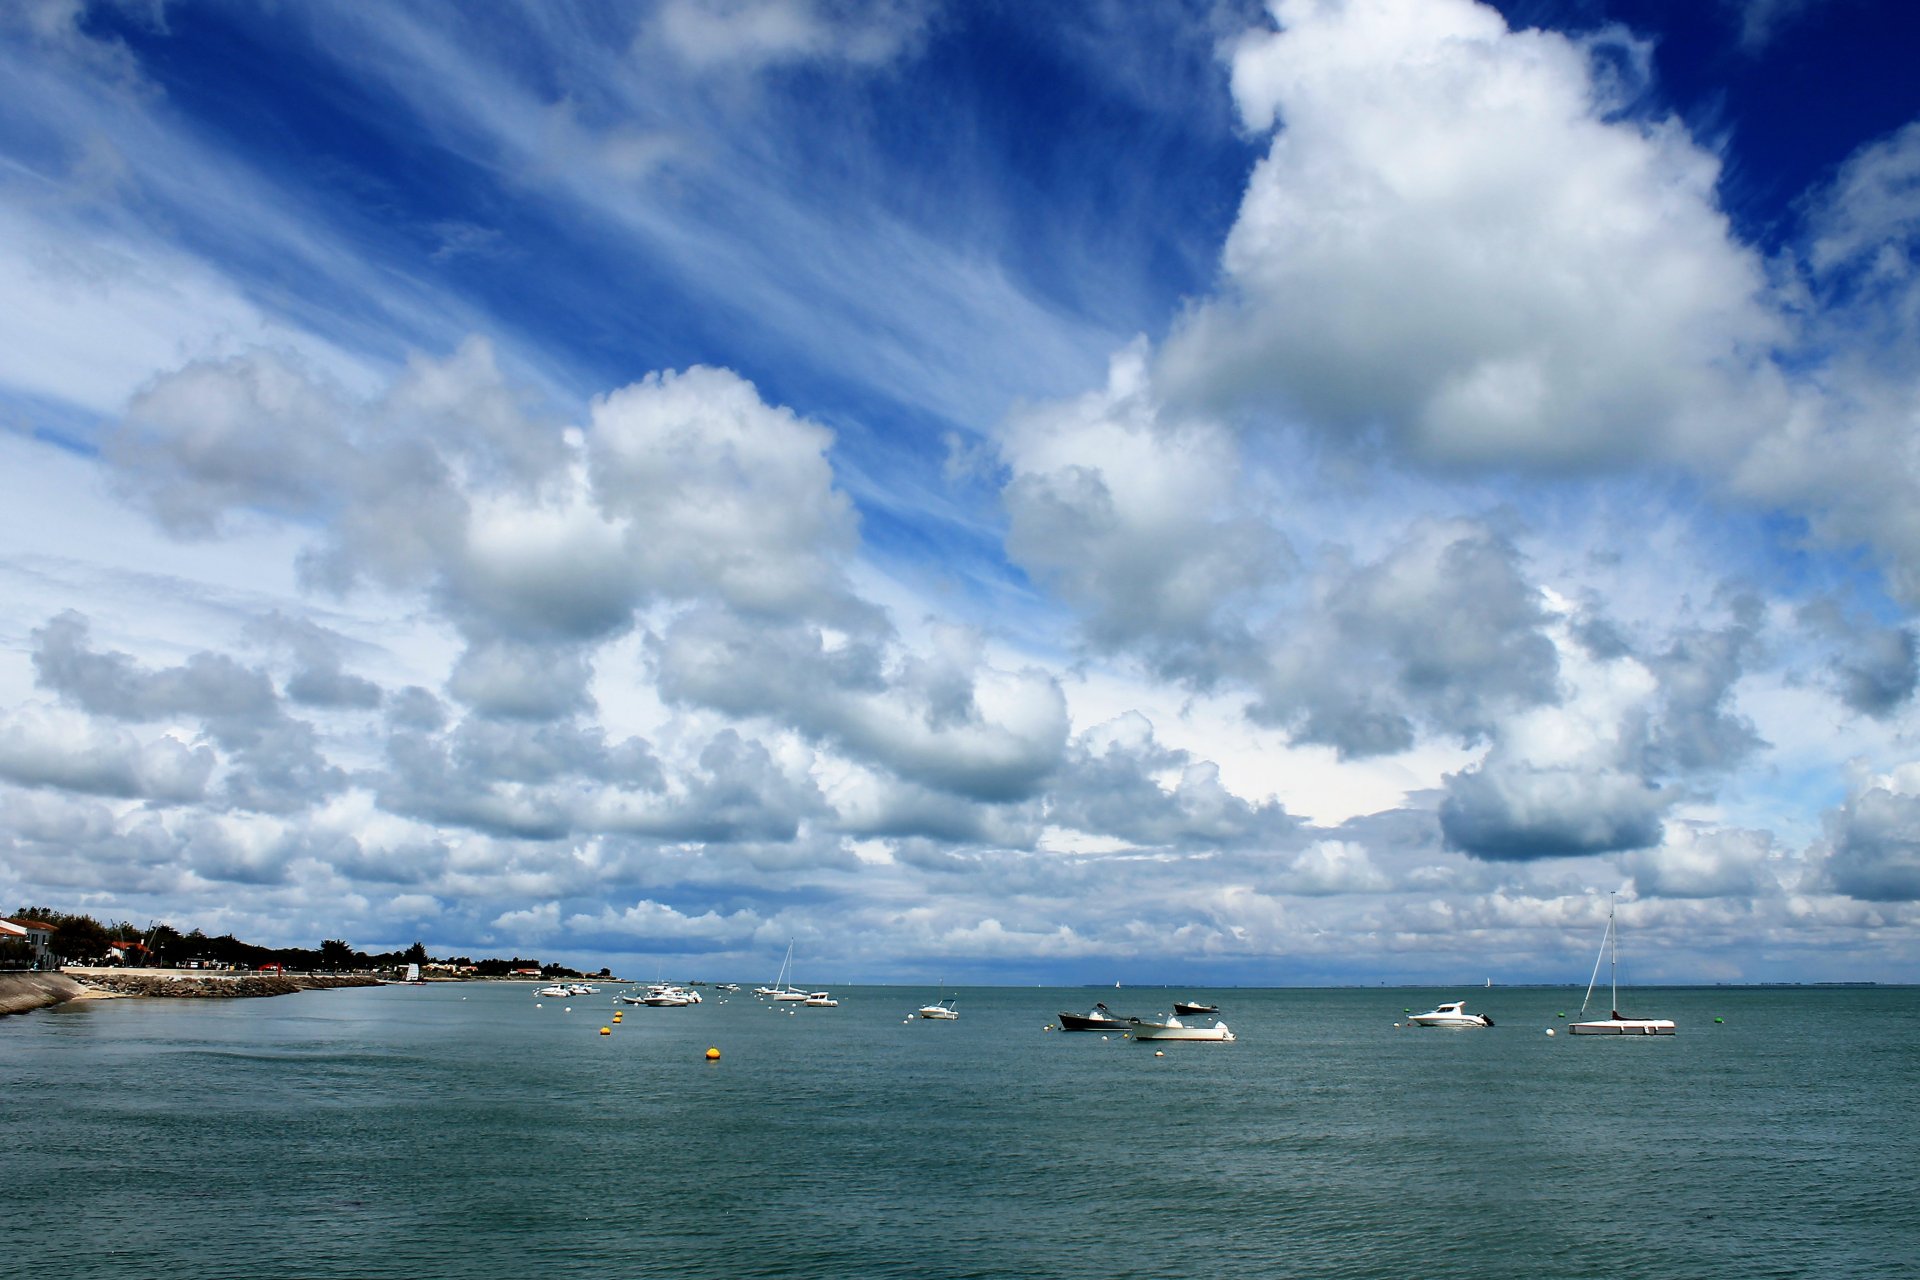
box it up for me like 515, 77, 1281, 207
705, 1046, 721, 1061
599, 1026, 611, 1035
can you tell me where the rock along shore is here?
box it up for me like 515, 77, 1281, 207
71, 971, 385, 999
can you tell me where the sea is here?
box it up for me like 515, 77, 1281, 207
3, 983, 1915, 1279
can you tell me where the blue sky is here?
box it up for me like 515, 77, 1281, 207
4, 0, 1920, 984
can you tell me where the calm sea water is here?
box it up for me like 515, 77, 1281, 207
4, 983, 1916, 1279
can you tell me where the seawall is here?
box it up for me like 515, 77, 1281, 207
0, 972, 86, 1016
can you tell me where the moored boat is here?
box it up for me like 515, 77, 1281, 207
1569, 893, 1675, 1036
1173, 1001, 1218, 1016
917, 996, 959, 1020
1131, 1014, 1234, 1042
1408, 999, 1493, 1028
1057, 1001, 1134, 1032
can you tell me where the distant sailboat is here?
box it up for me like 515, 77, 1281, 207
1569, 893, 1675, 1036
757, 942, 807, 1001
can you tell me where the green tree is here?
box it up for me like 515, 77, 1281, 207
148, 924, 183, 963
405, 941, 429, 965
52, 915, 110, 963
319, 939, 356, 971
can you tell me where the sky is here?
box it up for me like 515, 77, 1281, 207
4, 0, 1920, 986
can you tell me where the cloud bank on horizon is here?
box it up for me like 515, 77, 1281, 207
3, 0, 1919, 982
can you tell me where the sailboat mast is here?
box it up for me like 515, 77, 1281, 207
1608, 892, 1618, 1015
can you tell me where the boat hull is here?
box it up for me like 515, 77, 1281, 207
1058, 1013, 1133, 1032
1569, 1018, 1675, 1035
1132, 1021, 1234, 1042
1409, 1015, 1491, 1028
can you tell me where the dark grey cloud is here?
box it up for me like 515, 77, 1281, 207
376, 723, 593, 841
651, 607, 1068, 803
1251, 520, 1560, 758
387, 686, 449, 732
1834, 627, 1918, 719
1002, 462, 1282, 681
1820, 787, 1920, 902
1045, 712, 1297, 850
835, 780, 1043, 846
30, 611, 346, 813
0, 712, 213, 803
1440, 760, 1665, 860
34, 610, 278, 728
1800, 600, 1918, 719
446, 638, 597, 721
249, 614, 384, 710
1645, 596, 1765, 775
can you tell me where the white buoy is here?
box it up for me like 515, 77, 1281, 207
1545, 1028, 1555, 1036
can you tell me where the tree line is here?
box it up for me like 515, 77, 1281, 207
7, 907, 583, 976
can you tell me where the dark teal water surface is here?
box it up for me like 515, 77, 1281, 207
4, 984, 1915, 1278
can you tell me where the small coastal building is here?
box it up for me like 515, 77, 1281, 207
0, 918, 53, 967
105, 940, 155, 967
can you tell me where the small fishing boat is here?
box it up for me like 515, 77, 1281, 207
802, 991, 839, 1007
917, 996, 959, 1020
1173, 1001, 1218, 1016
1408, 1000, 1493, 1028
1131, 1014, 1234, 1042
1057, 1002, 1135, 1032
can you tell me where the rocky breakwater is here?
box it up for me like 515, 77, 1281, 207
72, 971, 384, 999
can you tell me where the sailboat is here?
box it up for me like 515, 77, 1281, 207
756, 942, 808, 1001
1569, 893, 1675, 1035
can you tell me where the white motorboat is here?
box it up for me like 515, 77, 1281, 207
643, 984, 700, 1006
1408, 1000, 1493, 1028
917, 996, 959, 1020
1131, 1014, 1234, 1042
802, 991, 838, 1007
1569, 893, 1675, 1036
535, 984, 570, 998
